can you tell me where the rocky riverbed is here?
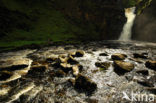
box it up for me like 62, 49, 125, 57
0, 41, 156, 103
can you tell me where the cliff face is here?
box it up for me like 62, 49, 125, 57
0, 0, 154, 49
0, 0, 126, 43
132, 0, 156, 43
53, 0, 127, 40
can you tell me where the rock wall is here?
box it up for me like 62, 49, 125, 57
0, 0, 153, 43
52, 0, 127, 40
132, 0, 156, 43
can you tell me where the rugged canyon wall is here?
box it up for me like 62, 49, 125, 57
0, 0, 126, 41
0, 0, 153, 46
132, 0, 156, 43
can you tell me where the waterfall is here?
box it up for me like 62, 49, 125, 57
119, 7, 136, 41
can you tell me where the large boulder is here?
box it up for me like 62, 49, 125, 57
113, 61, 134, 75
74, 74, 97, 95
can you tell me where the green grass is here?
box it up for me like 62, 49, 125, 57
0, 0, 94, 51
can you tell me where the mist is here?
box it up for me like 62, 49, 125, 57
132, 0, 156, 43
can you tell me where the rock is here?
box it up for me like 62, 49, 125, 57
145, 60, 156, 70
58, 55, 68, 63
113, 61, 134, 75
72, 65, 79, 76
28, 66, 47, 75
0, 64, 28, 72
99, 53, 108, 56
95, 62, 111, 70
46, 57, 57, 63
77, 64, 83, 72
74, 74, 97, 95
86, 98, 98, 103
133, 53, 148, 59
136, 69, 149, 75
111, 53, 127, 60
71, 50, 85, 57
0, 71, 12, 81
31, 61, 48, 66
60, 63, 72, 72
67, 56, 79, 65
135, 76, 155, 87
55, 70, 66, 77
129, 58, 143, 63
69, 78, 76, 85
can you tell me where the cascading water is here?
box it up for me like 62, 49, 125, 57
119, 7, 136, 41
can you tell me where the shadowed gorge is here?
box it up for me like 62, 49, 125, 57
0, 0, 156, 103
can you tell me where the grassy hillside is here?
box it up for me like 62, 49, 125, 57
0, 0, 98, 51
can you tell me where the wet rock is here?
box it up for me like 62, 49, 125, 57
58, 55, 68, 63
46, 57, 57, 63
114, 61, 134, 71
55, 70, 66, 77
72, 65, 79, 76
77, 64, 83, 72
113, 61, 134, 75
111, 53, 127, 60
86, 98, 98, 103
67, 56, 79, 65
0, 71, 12, 81
70, 50, 85, 57
0, 85, 11, 96
133, 53, 148, 59
0, 65, 28, 72
135, 76, 155, 87
69, 78, 76, 85
7, 82, 35, 103
136, 69, 149, 75
129, 58, 143, 63
99, 53, 108, 56
145, 60, 156, 70
146, 87, 156, 95
74, 74, 97, 95
28, 66, 47, 75
31, 61, 49, 66
60, 63, 72, 72
95, 62, 111, 70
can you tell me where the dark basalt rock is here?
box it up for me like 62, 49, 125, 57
111, 53, 127, 60
145, 60, 156, 70
74, 74, 97, 96
133, 53, 148, 59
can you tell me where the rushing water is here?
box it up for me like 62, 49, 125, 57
0, 41, 156, 103
119, 7, 136, 41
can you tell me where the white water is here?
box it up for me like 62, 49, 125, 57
119, 7, 136, 41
